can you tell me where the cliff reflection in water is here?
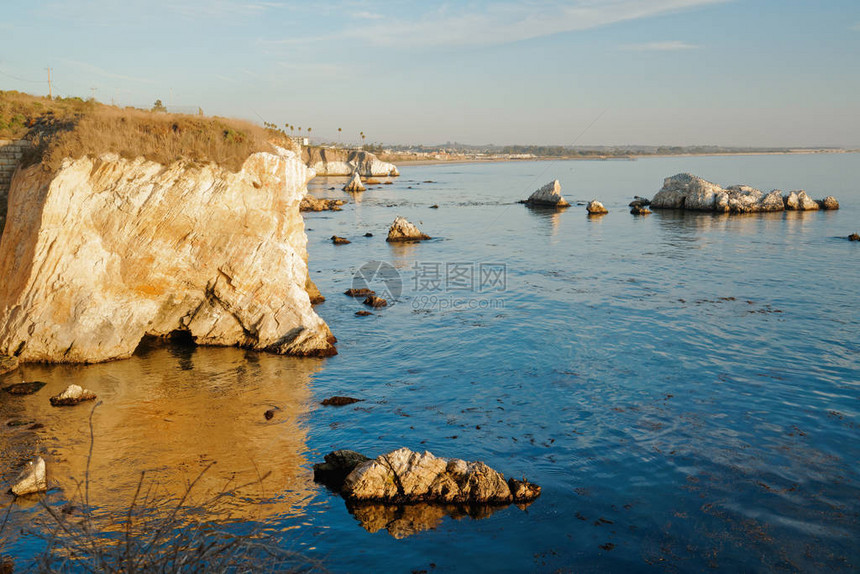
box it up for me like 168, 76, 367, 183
1, 340, 323, 521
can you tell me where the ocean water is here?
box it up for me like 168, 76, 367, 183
1, 153, 858, 572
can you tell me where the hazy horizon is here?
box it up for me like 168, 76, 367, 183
1, 1, 859, 148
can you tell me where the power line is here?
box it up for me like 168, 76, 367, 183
0, 67, 44, 83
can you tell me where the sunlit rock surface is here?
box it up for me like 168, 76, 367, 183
0, 150, 335, 364
303, 147, 399, 177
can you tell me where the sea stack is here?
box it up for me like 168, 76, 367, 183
343, 172, 367, 192
387, 216, 430, 242
522, 180, 570, 207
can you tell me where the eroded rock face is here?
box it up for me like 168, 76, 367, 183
304, 147, 399, 177
586, 200, 608, 215
522, 180, 570, 207
0, 150, 336, 364
11, 456, 47, 496
318, 447, 540, 504
651, 174, 836, 214
343, 172, 366, 192
386, 216, 430, 242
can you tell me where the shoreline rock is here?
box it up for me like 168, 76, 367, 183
521, 180, 570, 208
386, 216, 430, 242
649, 173, 839, 214
331, 235, 351, 245
314, 447, 541, 505
10, 456, 47, 496
303, 147, 399, 177
0, 150, 337, 363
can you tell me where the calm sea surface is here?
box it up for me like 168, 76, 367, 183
2, 154, 858, 572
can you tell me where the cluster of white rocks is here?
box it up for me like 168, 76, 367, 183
650, 173, 839, 213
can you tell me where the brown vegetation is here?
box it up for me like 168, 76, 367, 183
0, 91, 292, 172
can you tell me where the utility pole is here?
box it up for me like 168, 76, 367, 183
46, 67, 52, 99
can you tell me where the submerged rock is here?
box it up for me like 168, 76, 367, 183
49, 384, 97, 407
3, 381, 47, 395
344, 288, 375, 297
331, 235, 351, 245
363, 295, 388, 308
10, 456, 47, 496
321, 396, 364, 407
316, 447, 541, 504
300, 196, 345, 212
343, 172, 366, 192
521, 180, 570, 208
630, 205, 651, 215
586, 200, 608, 215
0, 355, 18, 375
355, 310, 373, 316
386, 217, 430, 242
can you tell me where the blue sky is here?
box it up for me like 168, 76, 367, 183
1, 0, 859, 147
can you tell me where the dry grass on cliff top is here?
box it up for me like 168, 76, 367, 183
1, 90, 292, 172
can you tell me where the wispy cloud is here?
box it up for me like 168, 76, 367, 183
851, 22, 860, 31
285, 0, 729, 49
354, 11, 383, 20
620, 40, 700, 51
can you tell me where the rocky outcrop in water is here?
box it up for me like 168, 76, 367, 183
50, 384, 97, 406
303, 147, 399, 177
521, 180, 570, 207
314, 447, 541, 504
386, 216, 430, 242
849, 233, 860, 242
586, 200, 608, 215
343, 172, 366, 192
650, 173, 839, 214
0, 149, 336, 364
10, 456, 47, 496
299, 195, 344, 212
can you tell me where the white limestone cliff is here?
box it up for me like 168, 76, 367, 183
0, 149, 336, 364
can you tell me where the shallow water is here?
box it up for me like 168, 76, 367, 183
2, 154, 859, 572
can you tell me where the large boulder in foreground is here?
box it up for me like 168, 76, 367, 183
0, 149, 336, 364
650, 173, 838, 214
303, 147, 399, 177
387, 216, 430, 242
521, 180, 570, 207
314, 447, 541, 504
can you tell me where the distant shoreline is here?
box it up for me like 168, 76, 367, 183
390, 148, 857, 167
